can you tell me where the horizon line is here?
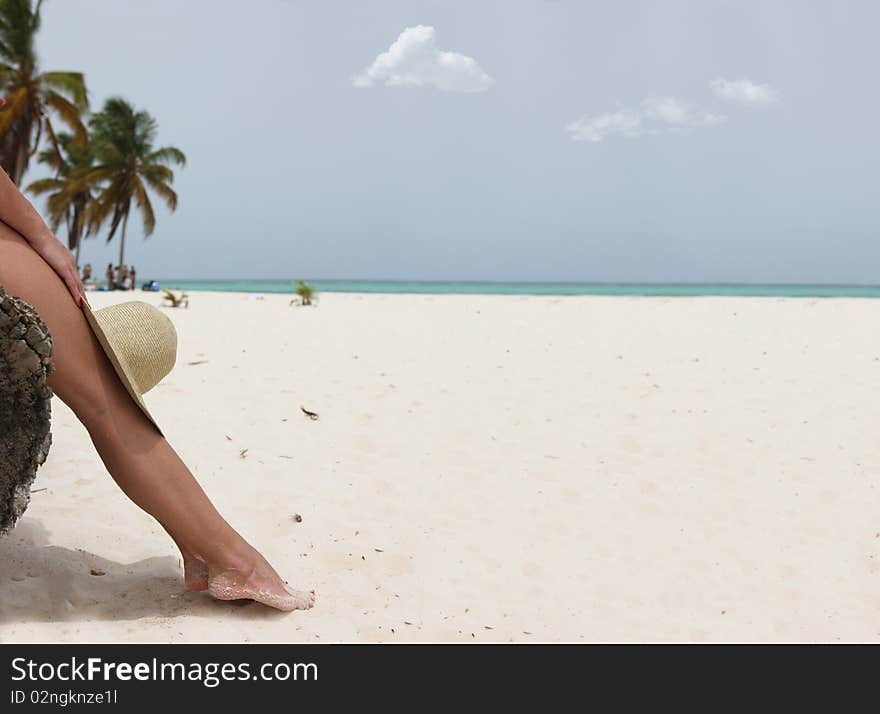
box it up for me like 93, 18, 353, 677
152, 278, 880, 288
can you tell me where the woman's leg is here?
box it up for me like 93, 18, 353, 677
0, 224, 313, 611
160, 522, 209, 591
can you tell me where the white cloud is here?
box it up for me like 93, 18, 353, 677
641, 96, 726, 128
566, 96, 725, 143
566, 110, 643, 143
352, 26, 493, 93
710, 77, 779, 105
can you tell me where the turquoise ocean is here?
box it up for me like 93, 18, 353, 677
152, 280, 880, 298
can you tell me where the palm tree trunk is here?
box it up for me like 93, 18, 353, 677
71, 203, 85, 269
118, 210, 129, 267
11, 111, 35, 185
13, 142, 28, 186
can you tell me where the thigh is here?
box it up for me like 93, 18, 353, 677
0, 223, 130, 424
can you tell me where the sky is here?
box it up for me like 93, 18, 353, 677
26, 0, 880, 283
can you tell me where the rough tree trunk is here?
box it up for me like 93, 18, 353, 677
0, 284, 54, 535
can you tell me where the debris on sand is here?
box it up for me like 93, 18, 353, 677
292, 513, 302, 523
90, 569, 106, 577
300, 406, 319, 420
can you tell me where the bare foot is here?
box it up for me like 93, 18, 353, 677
183, 555, 209, 591
206, 564, 315, 612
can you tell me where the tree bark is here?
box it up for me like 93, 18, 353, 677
118, 209, 129, 267
13, 140, 28, 186
0, 285, 53, 534
71, 203, 83, 268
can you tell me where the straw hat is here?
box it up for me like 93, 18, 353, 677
82, 301, 177, 434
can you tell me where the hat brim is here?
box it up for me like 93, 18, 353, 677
82, 301, 163, 435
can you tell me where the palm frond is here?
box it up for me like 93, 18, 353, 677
38, 70, 88, 110
146, 146, 186, 167
104, 204, 126, 243
43, 191, 68, 232
77, 165, 118, 186
0, 0, 38, 66
42, 90, 86, 141
83, 177, 121, 237
132, 177, 156, 237
34, 143, 60, 168
0, 83, 27, 134
24, 175, 62, 195
140, 163, 173, 183
142, 170, 178, 211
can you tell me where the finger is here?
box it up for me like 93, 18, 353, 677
63, 270, 82, 307
69, 263, 84, 291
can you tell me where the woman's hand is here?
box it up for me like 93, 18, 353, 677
30, 233, 86, 308
0, 166, 86, 307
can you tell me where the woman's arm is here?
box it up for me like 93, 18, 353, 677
0, 167, 85, 307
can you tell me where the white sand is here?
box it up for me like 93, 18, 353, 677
1, 290, 878, 643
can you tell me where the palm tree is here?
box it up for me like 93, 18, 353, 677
83, 97, 185, 267
294, 279, 315, 306
0, 0, 88, 184
26, 131, 95, 267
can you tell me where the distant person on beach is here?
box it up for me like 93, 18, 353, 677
130, 265, 136, 291
0, 167, 314, 612
120, 265, 131, 291
105, 263, 113, 290
81, 263, 97, 291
